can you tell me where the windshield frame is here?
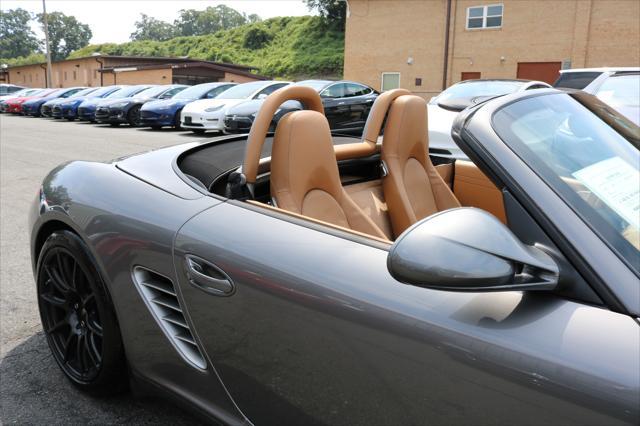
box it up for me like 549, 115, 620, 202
491, 91, 640, 276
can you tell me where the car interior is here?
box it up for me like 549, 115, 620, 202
178, 86, 507, 242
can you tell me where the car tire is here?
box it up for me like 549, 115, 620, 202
37, 230, 128, 396
151, 125, 161, 130
192, 129, 206, 135
127, 105, 142, 127
174, 110, 182, 130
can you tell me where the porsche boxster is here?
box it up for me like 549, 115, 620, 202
30, 86, 639, 425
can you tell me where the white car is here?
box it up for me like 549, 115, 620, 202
428, 79, 550, 158
180, 80, 291, 134
555, 68, 640, 126
553, 67, 639, 90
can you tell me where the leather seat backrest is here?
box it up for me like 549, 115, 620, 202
381, 95, 460, 237
271, 110, 388, 239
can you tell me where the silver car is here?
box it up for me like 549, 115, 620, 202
30, 86, 639, 425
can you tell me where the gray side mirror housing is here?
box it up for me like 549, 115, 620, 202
388, 208, 559, 292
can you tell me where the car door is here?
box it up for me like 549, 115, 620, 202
320, 83, 350, 130
343, 83, 376, 131
173, 200, 638, 426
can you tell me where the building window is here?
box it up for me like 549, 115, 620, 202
381, 72, 401, 91
64, 71, 67, 80
73, 71, 77, 80
467, 4, 503, 29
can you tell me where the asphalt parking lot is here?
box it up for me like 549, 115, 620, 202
0, 114, 209, 424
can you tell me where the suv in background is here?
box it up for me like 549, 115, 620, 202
553, 67, 639, 90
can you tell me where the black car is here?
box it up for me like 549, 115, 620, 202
223, 80, 378, 135
95, 85, 186, 126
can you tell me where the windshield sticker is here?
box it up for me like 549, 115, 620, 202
572, 157, 640, 229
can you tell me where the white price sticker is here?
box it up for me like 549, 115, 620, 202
572, 157, 640, 229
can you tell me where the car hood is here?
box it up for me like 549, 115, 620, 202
226, 99, 302, 116
44, 98, 68, 106
184, 98, 245, 112
98, 98, 134, 107
142, 98, 191, 111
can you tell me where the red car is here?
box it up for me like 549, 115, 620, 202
4, 89, 55, 114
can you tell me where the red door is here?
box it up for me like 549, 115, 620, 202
517, 62, 562, 84
461, 72, 481, 81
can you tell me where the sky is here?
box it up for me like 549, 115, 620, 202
1, 1, 313, 44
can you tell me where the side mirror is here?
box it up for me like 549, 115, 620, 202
388, 208, 559, 292
256, 93, 268, 100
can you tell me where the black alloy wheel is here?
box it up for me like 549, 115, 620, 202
37, 231, 127, 395
128, 105, 142, 127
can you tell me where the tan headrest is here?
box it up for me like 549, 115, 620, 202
270, 110, 342, 211
243, 85, 324, 184
333, 88, 412, 161
381, 95, 429, 166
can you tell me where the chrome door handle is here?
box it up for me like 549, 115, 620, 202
185, 255, 234, 296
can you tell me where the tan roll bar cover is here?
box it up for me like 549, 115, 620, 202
333, 88, 412, 160
243, 85, 324, 184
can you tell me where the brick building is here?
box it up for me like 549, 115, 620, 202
344, 0, 640, 98
1, 55, 267, 88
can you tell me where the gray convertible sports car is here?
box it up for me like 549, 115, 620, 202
29, 86, 639, 425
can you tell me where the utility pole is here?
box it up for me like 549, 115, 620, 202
42, 0, 53, 88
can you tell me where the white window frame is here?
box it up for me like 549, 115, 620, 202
381, 72, 401, 92
466, 4, 503, 30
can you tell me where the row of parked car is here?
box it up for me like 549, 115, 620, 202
1, 67, 637, 158
0, 79, 379, 135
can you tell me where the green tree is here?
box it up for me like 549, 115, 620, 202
37, 12, 92, 60
174, 5, 250, 36
246, 14, 262, 24
304, 0, 346, 30
130, 14, 176, 41
0, 8, 40, 58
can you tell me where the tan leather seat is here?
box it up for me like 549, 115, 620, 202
270, 110, 388, 239
381, 95, 460, 237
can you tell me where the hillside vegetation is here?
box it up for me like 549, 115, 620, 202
69, 16, 344, 79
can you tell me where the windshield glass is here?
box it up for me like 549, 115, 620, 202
174, 84, 219, 99
86, 86, 115, 97
70, 87, 98, 98
107, 85, 151, 99
436, 81, 524, 103
493, 93, 640, 269
135, 86, 171, 98
596, 75, 640, 125
294, 80, 330, 92
215, 82, 270, 99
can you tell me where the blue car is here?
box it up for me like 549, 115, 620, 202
42, 87, 99, 118
22, 87, 86, 117
94, 84, 187, 127
77, 86, 155, 122
52, 85, 124, 120
140, 82, 236, 129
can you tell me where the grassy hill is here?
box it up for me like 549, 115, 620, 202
69, 16, 344, 80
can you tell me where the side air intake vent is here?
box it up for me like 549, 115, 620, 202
132, 266, 206, 369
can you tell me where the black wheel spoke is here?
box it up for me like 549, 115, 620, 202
76, 334, 86, 372
40, 292, 66, 308
45, 264, 70, 295
81, 293, 95, 307
86, 318, 103, 337
46, 319, 67, 334
85, 334, 101, 368
63, 333, 75, 363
